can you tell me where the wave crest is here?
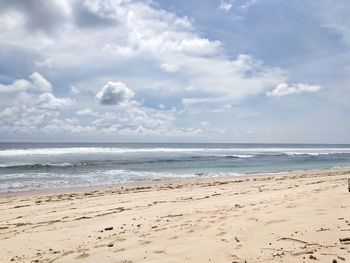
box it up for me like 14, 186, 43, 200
1, 147, 350, 156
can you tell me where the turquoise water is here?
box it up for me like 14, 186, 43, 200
1, 143, 350, 192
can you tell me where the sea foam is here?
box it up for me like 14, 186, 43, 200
1, 147, 350, 156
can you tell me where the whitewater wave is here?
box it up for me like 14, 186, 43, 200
1, 147, 350, 156
284, 152, 350, 156
222, 154, 256, 158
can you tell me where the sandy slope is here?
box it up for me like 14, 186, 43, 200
1, 168, 350, 262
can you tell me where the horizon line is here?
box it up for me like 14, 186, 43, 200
1, 141, 350, 145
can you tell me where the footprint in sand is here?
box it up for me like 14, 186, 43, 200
154, 227, 167, 232
77, 248, 89, 253
265, 219, 286, 225
247, 217, 259, 222
114, 248, 126, 252
75, 252, 90, 259
139, 240, 152, 245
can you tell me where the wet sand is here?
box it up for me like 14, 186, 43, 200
1, 168, 350, 262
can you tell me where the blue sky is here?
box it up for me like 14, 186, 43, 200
0, 0, 349, 143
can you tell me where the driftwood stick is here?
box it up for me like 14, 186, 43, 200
316, 228, 330, 232
261, 248, 292, 253
277, 237, 309, 244
292, 251, 314, 256
348, 178, 350, 192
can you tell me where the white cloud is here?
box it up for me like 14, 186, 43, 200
42, 118, 97, 134
182, 97, 221, 106
218, 0, 259, 19
0, 73, 198, 137
36, 93, 73, 110
239, 0, 258, 12
0, 79, 31, 93
219, 0, 233, 12
0, 0, 287, 105
0, 0, 325, 141
180, 54, 287, 103
76, 108, 99, 116
0, 72, 52, 93
0, 73, 73, 133
29, 72, 52, 93
96, 81, 135, 105
0, 10, 26, 35
267, 83, 321, 97
0, 96, 59, 134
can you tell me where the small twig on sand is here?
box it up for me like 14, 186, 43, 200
160, 214, 183, 218
277, 237, 309, 244
292, 251, 314, 256
339, 237, 350, 243
316, 228, 330, 232
261, 248, 292, 253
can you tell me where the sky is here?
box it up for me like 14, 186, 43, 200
0, 0, 349, 143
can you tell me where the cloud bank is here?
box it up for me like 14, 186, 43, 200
1, 0, 340, 142
0, 72, 73, 133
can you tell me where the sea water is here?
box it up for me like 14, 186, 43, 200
1, 142, 350, 192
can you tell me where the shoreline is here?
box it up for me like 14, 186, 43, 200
1, 167, 349, 198
1, 168, 350, 262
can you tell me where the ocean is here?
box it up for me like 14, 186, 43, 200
1, 142, 350, 193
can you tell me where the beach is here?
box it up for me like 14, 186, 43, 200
1, 168, 350, 262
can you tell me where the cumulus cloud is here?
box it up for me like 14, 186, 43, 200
0, 73, 199, 138
0, 72, 53, 93
0, 0, 286, 104
36, 93, 72, 110
28, 72, 52, 92
0, 0, 323, 140
267, 83, 321, 97
0, 72, 73, 133
0, 79, 31, 93
96, 81, 135, 106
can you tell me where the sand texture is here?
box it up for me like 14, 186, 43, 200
1, 168, 350, 262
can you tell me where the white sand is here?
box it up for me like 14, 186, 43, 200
1, 168, 350, 262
